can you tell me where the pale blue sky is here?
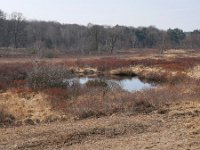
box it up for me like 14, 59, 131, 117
0, 0, 199, 31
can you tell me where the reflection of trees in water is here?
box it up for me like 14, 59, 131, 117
65, 77, 153, 93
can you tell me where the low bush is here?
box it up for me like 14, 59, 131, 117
0, 107, 15, 126
85, 79, 108, 88
0, 108, 6, 123
43, 87, 69, 110
66, 80, 199, 119
0, 82, 7, 90
0, 63, 32, 86
13, 80, 26, 88
27, 64, 72, 89
45, 87, 68, 99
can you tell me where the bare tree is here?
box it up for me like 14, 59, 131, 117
0, 10, 5, 20
10, 12, 25, 48
108, 26, 119, 54
158, 31, 166, 54
0, 10, 6, 46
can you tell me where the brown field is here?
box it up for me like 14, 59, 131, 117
0, 49, 200, 149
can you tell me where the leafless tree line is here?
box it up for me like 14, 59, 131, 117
0, 9, 200, 55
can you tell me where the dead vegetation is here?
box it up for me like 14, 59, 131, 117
1, 50, 200, 124
0, 78, 199, 126
66, 79, 200, 119
0, 50, 200, 149
0, 106, 15, 127
1, 51, 200, 88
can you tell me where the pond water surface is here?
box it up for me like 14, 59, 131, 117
69, 77, 154, 92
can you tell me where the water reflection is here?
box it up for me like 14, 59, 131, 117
69, 77, 153, 92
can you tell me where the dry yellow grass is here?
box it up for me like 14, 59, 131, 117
0, 90, 69, 124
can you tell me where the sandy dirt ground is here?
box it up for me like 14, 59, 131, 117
0, 101, 199, 150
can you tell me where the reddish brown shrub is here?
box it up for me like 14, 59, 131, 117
44, 87, 68, 100
44, 87, 69, 110
0, 62, 32, 88
10, 87, 34, 95
0, 82, 7, 90
13, 80, 26, 88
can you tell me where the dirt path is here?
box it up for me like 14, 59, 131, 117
0, 101, 200, 150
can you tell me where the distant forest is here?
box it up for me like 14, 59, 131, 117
0, 9, 200, 54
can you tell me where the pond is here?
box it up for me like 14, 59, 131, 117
67, 76, 154, 92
